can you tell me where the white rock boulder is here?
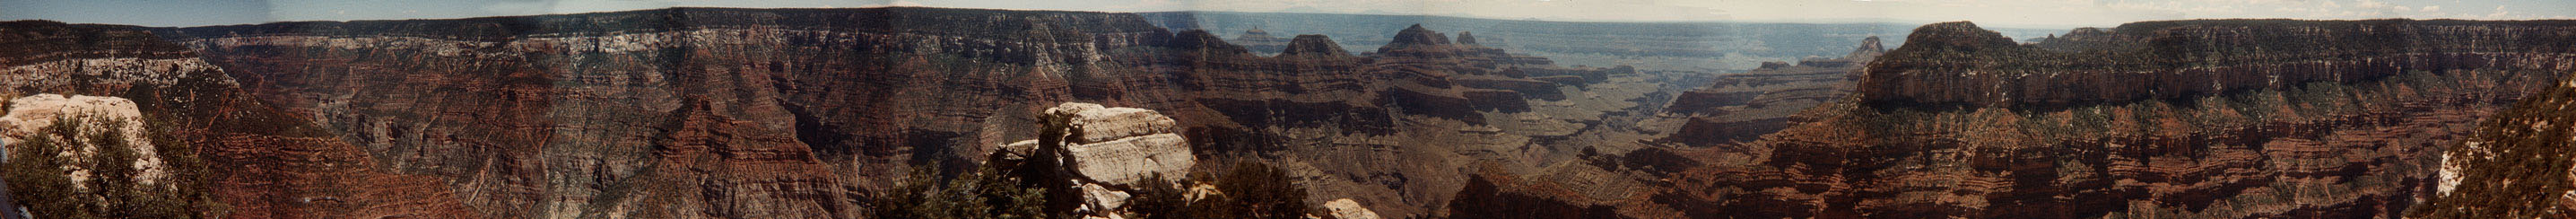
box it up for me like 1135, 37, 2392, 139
1325, 198, 1382, 219
1040, 102, 1195, 188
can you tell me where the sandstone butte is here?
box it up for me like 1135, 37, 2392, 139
4, 6, 2576, 219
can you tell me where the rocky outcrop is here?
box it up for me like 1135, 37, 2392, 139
1, 94, 166, 186
993, 102, 1195, 217
1030, 102, 1195, 188
1650, 20, 2576, 218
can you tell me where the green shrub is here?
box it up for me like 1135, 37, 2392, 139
2, 113, 223, 219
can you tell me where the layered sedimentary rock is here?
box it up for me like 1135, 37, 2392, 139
154, 7, 1163, 218
998, 102, 1196, 188
0, 21, 475, 218
1277, 35, 1350, 57
1660, 36, 1883, 145
1648, 20, 2576, 218
1114, 23, 1661, 217
993, 102, 1196, 217
151, 7, 1658, 218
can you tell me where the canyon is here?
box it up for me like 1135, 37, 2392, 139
0, 20, 477, 218
1642, 20, 2576, 218
139, 7, 1691, 218
4, 6, 2576, 219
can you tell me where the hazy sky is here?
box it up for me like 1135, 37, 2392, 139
3, 0, 2571, 28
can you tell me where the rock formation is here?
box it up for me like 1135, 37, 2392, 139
992, 102, 1196, 217
1277, 35, 1351, 57
999, 103, 1197, 188
1649, 20, 2576, 218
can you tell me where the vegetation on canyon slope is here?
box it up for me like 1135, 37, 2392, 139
3, 114, 226, 218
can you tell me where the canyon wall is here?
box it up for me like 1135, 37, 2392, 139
152, 7, 1672, 218
1647, 20, 2576, 218
0, 21, 475, 218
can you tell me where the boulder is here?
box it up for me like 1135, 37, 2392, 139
1047, 102, 1180, 144
1326, 198, 1382, 219
1012, 102, 1199, 217
1065, 133, 1192, 187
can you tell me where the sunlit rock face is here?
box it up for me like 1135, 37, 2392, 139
993, 102, 1197, 217
1326, 198, 1383, 219
1, 94, 167, 186
1649, 20, 2576, 218
1048, 102, 1196, 188
1, 21, 477, 218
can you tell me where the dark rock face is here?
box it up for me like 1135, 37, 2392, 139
1863, 20, 2576, 109
1456, 31, 1480, 45
152, 8, 1650, 218
0, 21, 478, 218
1278, 34, 1350, 57
1387, 24, 1453, 47
1895, 22, 2016, 54
1651, 20, 2576, 218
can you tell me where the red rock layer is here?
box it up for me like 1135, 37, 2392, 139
156, 8, 1649, 218
0, 21, 477, 218
1650, 20, 2576, 218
